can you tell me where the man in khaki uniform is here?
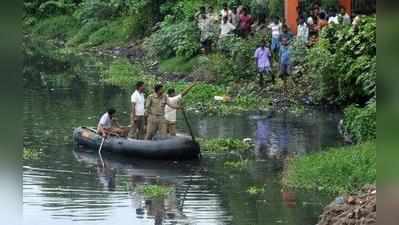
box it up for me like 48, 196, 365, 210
145, 84, 167, 140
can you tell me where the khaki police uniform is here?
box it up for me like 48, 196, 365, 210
145, 93, 167, 140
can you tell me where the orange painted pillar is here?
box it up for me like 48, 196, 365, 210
285, 0, 299, 34
339, 0, 352, 15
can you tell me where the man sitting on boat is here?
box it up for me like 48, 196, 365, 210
165, 83, 197, 136
145, 84, 168, 140
97, 108, 129, 137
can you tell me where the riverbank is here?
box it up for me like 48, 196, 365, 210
283, 142, 376, 224
24, 30, 309, 115
283, 142, 376, 194
317, 185, 376, 225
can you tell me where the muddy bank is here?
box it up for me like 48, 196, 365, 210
317, 185, 376, 225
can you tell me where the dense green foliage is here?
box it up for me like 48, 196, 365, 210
144, 16, 200, 59
283, 142, 376, 193
306, 16, 376, 106
31, 15, 79, 40
267, 0, 284, 18
343, 101, 376, 143
25, 0, 163, 47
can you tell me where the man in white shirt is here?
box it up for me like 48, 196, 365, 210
165, 83, 196, 136
220, 3, 232, 21
129, 81, 146, 139
328, 10, 340, 25
297, 17, 309, 44
97, 108, 128, 137
340, 7, 351, 25
220, 16, 236, 38
268, 17, 281, 54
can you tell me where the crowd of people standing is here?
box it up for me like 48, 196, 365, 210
297, 3, 354, 46
196, 3, 256, 54
196, 2, 359, 88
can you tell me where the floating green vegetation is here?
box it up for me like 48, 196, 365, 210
23, 148, 42, 161
247, 186, 266, 195
199, 138, 252, 153
223, 159, 249, 170
140, 185, 172, 199
283, 141, 376, 194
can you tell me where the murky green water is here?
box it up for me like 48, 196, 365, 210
23, 54, 343, 225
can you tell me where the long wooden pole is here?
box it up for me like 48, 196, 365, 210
181, 108, 196, 143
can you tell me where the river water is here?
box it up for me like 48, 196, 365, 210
23, 54, 343, 225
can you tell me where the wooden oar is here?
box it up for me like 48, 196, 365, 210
181, 107, 196, 143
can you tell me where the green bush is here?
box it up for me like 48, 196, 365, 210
25, 0, 76, 18
32, 15, 79, 41
160, 0, 204, 21
217, 34, 265, 80
283, 142, 376, 193
343, 101, 376, 143
83, 16, 141, 47
190, 54, 235, 83
306, 16, 376, 106
267, 0, 284, 18
144, 16, 201, 59
73, 0, 122, 23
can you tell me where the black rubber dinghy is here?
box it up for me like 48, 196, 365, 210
73, 127, 201, 160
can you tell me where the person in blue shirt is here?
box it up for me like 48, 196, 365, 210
279, 37, 291, 97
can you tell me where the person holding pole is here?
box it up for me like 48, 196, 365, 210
165, 83, 197, 136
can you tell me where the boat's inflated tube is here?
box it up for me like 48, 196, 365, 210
73, 127, 200, 160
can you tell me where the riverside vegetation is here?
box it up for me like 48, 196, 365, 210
25, 0, 376, 208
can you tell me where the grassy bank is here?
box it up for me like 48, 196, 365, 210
283, 142, 376, 194
103, 58, 272, 115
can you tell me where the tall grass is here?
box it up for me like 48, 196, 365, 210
31, 15, 79, 41
283, 142, 376, 194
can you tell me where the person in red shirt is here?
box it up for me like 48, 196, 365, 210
238, 7, 253, 38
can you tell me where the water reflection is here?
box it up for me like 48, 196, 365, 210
70, 150, 231, 225
96, 158, 116, 191
188, 109, 342, 157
